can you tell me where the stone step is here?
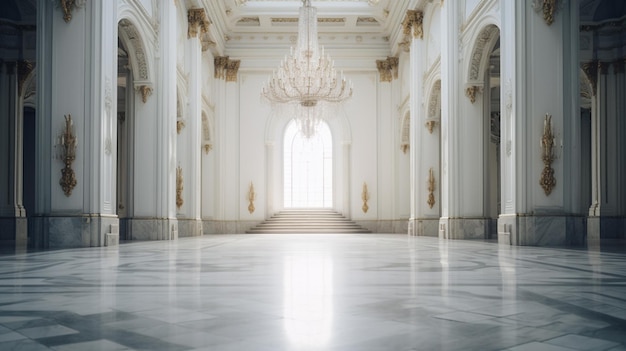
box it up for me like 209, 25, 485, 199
246, 209, 370, 234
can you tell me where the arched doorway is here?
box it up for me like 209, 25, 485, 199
283, 119, 333, 208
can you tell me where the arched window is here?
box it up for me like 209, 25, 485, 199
284, 120, 333, 208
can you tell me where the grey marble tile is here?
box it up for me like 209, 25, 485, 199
545, 334, 619, 351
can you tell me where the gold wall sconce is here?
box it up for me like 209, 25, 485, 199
176, 166, 184, 209
540, 114, 557, 195
247, 182, 256, 214
427, 168, 436, 209
362, 182, 370, 213
58, 114, 78, 197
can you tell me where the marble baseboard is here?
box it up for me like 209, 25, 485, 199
439, 218, 488, 240
29, 216, 119, 248
408, 219, 439, 237
128, 218, 178, 241
177, 219, 203, 237
203, 220, 260, 234
498, 215, 586, 246
354, 220, 407, 233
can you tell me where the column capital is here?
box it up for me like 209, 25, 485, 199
402, 10, 424, 39
214, 56, 241, 82
188, 8, 210, 39
376, 56, 399, 82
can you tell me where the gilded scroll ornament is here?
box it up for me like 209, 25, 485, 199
176, 120, 185, 134
57, 0, 85, 23
176, 167, 184, 209
248, 182, 256, 214
427, 168, 436, 209
425, 120, 437, 134
532, 0, 561, 26
465, 86, 479, 104
137, 85, 152, 103
59, 115, 78, 196
203, 143, 213, 154
362, 182, 370, 213
540, 114, 557, 195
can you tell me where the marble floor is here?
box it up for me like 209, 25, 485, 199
0, 234, 625, 351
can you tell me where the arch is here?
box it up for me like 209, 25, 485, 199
426, 80, 442, 120
20, 66, 36, 108
466, 24, 500, 85
580, 68, 593, 109
117, 17, 153, 86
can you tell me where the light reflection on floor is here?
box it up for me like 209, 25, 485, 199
283, 254, 333, 349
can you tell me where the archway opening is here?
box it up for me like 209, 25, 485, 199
283, 119, 333, 208
485, 36, 501, 238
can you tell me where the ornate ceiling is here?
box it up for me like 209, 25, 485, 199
205, 0, 415, 58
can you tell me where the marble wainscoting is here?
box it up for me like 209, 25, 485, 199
439, 217, 489, 240
588, 217, 626, 240
203, 220, 261, 234
354, 220, 407, 233
29, 215, 119, 248
177, 219, 203, 237
408, 218, 439, 237
128, 218, 178, 241
498, 214, 586, 246
0, 217, 27, 248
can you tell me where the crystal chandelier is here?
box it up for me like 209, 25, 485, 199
261, 0, 352, 135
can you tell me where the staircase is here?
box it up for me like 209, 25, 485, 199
246, 209, 371, 234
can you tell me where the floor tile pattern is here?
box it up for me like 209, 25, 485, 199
0, 234, 625, 350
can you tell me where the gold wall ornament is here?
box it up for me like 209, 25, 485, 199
401, 144, 409, 154
203, 143, 213, 154
402, 10, 424, 39
137, 85, 152, 103
59, 115, 78, 197
532, 0, 560, 26
540, 114, 557, 195
425, 120, 437, 134
176, 167, 184, 209
465, 86, 480, 104
187, 8, 210, 39
247, 182, 256, 214
361, 182, 370, 213
376, 56, 399, 82
176, 119, 185, 134
57, 0, 85, 23
427, 168, 436, 209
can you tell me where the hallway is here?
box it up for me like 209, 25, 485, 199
0, 234, 625, 350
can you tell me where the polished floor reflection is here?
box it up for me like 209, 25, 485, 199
0, 234, 625, 351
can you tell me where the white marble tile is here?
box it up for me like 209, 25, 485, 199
0, 234, 624, 350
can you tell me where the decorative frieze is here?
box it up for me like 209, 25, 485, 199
376, 56, 399, 82
188, 8, 210, 39
402, 10, 423, 39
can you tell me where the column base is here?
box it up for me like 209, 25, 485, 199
30, 215, 119, 248
498, 214, 586, 246
438, 217, 489, 240
128, 218, 178, 241
177, 218, 203, 237
587, 216, 626, 240
408, 218, 439, 236
0, 217, 27, 249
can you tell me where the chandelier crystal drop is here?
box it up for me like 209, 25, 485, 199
261, 0, 352, 136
